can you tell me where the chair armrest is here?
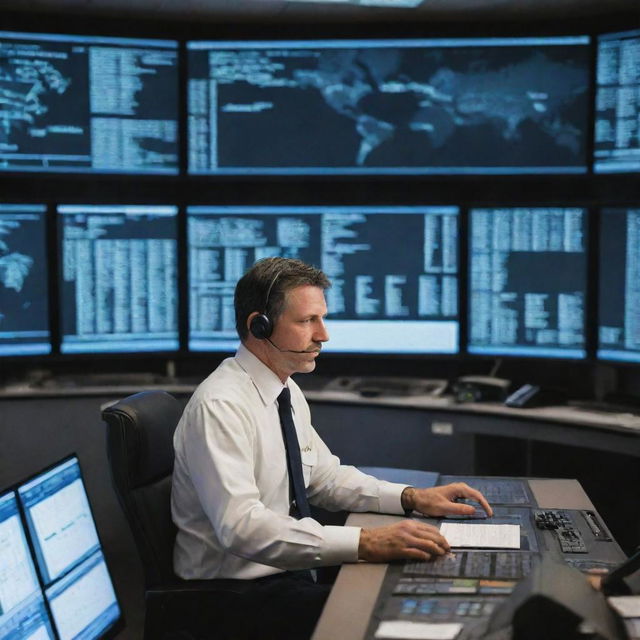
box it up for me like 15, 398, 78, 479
146, 578, 253, 598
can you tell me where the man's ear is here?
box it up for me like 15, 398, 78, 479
246, 311, 259, 332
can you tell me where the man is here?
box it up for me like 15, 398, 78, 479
172, 257, 492, 639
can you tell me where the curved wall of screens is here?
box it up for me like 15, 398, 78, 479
0, 13, 636, 382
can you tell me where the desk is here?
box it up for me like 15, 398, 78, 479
304, 391, 640, 555
312, 478, 612, 640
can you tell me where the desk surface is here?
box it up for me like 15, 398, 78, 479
312, 478, 594, 640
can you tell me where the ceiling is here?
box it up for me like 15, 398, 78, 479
2, 0, 639, 25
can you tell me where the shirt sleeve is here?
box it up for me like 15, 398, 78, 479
180, 398, 362, 570
306, 429, 409, 515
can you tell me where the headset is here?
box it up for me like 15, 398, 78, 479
249, 270, 281, 340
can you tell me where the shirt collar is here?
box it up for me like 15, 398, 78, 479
235, 343, 287, 407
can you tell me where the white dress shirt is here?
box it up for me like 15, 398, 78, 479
171, 344, 407, 580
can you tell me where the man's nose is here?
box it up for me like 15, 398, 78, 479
314, 320, 329, 343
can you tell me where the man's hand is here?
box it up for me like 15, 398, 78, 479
358, 520, 450, 563
402, 483, 493, 518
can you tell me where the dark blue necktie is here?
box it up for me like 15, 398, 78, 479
277, 387, 311, 519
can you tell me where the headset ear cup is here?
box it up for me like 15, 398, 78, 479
250, 314, 273, 339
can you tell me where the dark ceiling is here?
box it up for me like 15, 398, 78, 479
2, 0, 639, 25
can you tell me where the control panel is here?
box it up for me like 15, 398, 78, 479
534, 509, 588, 553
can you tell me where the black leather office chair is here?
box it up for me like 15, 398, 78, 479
102, 390, 251, 640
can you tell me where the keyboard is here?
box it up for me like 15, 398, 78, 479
439, 477, 533, 505
404, 551, 536, 580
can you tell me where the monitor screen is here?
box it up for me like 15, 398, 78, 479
0, 203, 51, 356
0, 30, 178, 174
188, 205, 459, 354
468, 207, 587, 359
598, 207, 640, 362
594, 29, 640, 174
0, 491, 56, 640
187, 36, 590, 176
17, 456, 122, 640
59, 205, 179, 354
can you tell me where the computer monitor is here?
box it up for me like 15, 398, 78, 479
598, 207, 640, 363
593, 29, 640, 174
58, 205, 179, 354
188, 205, 459, 354
467, 207, 587, 359
0, 490, 56, 639
0, 30, 179, 174
187, 36, 590, 176
17, 455, 123, 640
0, 203, 51, 356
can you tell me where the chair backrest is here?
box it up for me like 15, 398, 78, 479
102, 390, 184, 588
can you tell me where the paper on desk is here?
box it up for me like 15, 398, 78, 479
375, 621, 462, 639
440, 522, 520, 549
608, 596, 640, 618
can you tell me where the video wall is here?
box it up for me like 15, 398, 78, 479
0, 26, 639, 364
1, 29, 638, 176
2, 202, 640, 363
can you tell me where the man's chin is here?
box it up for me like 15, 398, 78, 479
298, 360, 317, 374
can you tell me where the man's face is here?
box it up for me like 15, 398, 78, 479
264, 285, 329, 381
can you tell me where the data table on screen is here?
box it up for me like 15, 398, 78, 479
188, 205, 459, 354
598, 207, 640, 363
58, 205, 179, 354
594, 29, 640, 174
467, 207, 587, 359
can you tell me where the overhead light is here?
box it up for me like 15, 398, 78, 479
360, 0, 423, 5
287, 0, 423, 7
